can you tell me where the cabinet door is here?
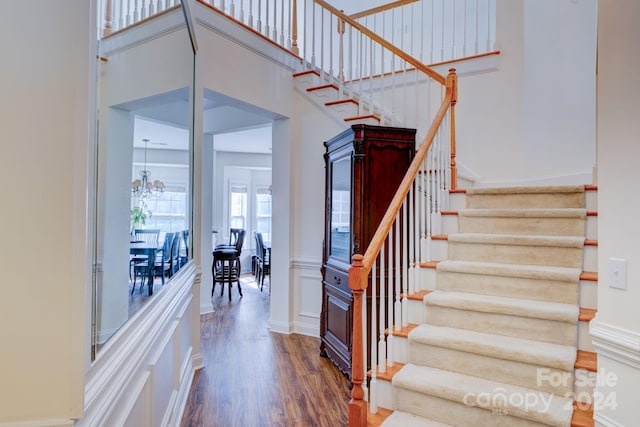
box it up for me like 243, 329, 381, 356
321, 265, 352, 374
327, 153, 352, 264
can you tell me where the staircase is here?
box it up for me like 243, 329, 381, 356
374, 186, 598, 427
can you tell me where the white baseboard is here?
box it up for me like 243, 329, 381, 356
293, 321, 320, 338
594, 412, 625, 427
270, 320, 294, 334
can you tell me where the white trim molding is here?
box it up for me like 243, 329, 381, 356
594, 412, 625, 427
290, 256, 322, 270
590, 319, 640, 370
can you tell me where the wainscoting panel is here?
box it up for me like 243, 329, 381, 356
79, 263, 199, 427
292, 257, 323, 337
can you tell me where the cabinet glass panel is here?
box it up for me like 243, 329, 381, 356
330, 156, 351, 261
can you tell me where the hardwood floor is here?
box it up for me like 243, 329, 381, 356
180, 275, 351, 427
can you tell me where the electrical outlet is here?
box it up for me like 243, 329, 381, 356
608, 258, 627, 290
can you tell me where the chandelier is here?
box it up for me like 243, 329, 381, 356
132, 138, 165, 198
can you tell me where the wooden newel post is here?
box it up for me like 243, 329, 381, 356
348, 254, 367, 427
291, 0, 299, 55
447, 68, 458, 190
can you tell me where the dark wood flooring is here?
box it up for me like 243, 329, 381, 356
180, 275, 351, 427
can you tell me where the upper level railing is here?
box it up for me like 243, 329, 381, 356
350, 0, 496, 65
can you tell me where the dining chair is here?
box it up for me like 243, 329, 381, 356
179, 229, 189, 268
255, 232, 270, 292
130, 229, 160, 280
169, 232, 182, 276
153, 232, 173, 284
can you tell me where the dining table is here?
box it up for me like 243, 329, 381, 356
130, 240, 163, 296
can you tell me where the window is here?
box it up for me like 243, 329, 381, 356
141, 188, 188, 232
256, 186, 272, 243
230, 184, 248, 230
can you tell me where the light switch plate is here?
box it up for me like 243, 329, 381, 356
608, 258, 627, 290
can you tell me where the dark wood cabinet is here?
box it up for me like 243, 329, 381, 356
320, 124, 416, 377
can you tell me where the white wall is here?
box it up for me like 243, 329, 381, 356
592, 1, 640, 425
455, 0, 597, 186
0, 1, 92, 423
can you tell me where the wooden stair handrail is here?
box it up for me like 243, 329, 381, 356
350, 70, 456, 288
347, 70, 456, 426
313, 0, 446, 85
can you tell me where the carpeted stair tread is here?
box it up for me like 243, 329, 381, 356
436, 260, 581, 282
393, 364, 574, 427
448, 233, 585, 248
459, 208, 587, 218
409, 325, 576, 371
381, 410, 453, 427
424, 291, 579, 323
466, 186, 585, 195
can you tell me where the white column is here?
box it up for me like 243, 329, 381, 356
269, 118, 293, 333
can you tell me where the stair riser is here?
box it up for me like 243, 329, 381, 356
308, 86, 339, 102
326, 102, 359, 117
586, 216, 597, 240
442, 214, 459, 235
371, 378, 394, 413
579, 279, 597, 309
394, 388, 553, 427
583, 245, 597, 272
448, 241, 583, 269
578, 321, 595, 352
466, 193, 585, 209
424, 306, 578, 346
408, 298, 425, 324
574, 369, 597, 404
458, 216, 585, 237
436, 271, 579, 304
409, 343, 574, 397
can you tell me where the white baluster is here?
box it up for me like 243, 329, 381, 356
463, 0, 468, 56
378, 242, 386, 373
280, 0, 285, 46
430, 0, 435, 63
134, 0, 140, 22
394, 215, 401, 332
328, 14, 333, 84
408, 185, 415, 296
257, 0, 262, 33
149, 0, 155, 17
320, 8, 324, 81
361, 279, 368, 403
402, 203, 409, 327
370, 259, 378, 414
441, 0, 445, 61
249, 0, 254, 28
272, 0, 277, 41
475, 0, 479, 55
310, 1, 316, 70
265, 0, 270, 37
387, 230, 394, 366
487, 0, 492, 51
115, 0, 124, 30
452, 0, 457, 58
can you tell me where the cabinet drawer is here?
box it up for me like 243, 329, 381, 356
323, 264, 349, 294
